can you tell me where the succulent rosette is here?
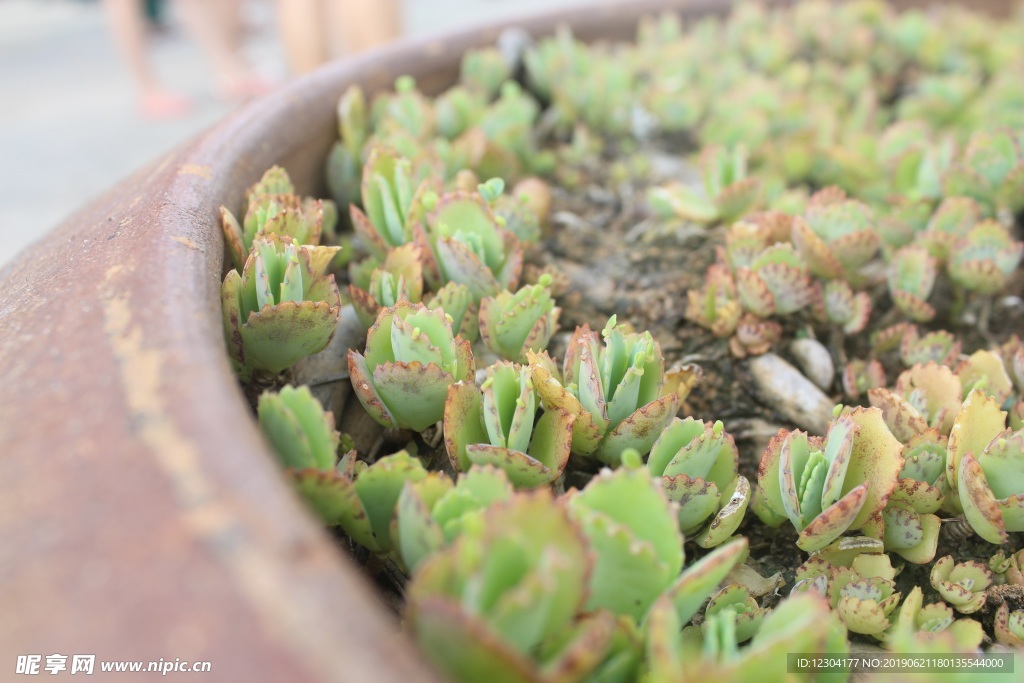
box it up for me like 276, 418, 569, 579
702, 584, 767, 644
728, 313, 782, 358
406, 490, 624, 683
647, 418, 750, 548
350, 146, 435, 259
348, 244, 425, 328
886, 587, 983, 649
393, 465, 513, 571
416, 190, 523, 301
685, 264, 743, 338
899, 327, 961, 367
426, 281, 479, 342
221, 235, 342, 375
567, 455, 748, 623
792, 187, 880, 280
444, 362, 574, 489
257, 385, 340, 471
943, 129, 1024, 215
348, 301, 474, 431
917, 196, 981, 262
734, 243, 813, 318
812, 279, 872, 334
530, 317, 683, 464
948, 220, 1023, 295
756, 407, 903, 552
290, 450, 427, 554
834, 575, 901, 636
645, 591, 847, 681
221, 166, 334, 270
957, 424, 1024, 545
566, 456, 685, 621
647, 145, 761, 225
842, 358, 886, 400
887, 245, 937, 322
879, 431, 949, 564
956, 349, 1015, 405
945, 388, 1024, 542
478, 276, 560, 363
868, 363, 962, 441
994, 602, 1024, 648
930, 555, 992, 614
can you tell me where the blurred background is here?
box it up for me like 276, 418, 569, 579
0, 0, 593, 266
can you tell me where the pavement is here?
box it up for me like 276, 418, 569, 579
0, 0, 592, 266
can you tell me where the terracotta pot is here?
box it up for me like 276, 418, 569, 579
0, 0, 1015, 680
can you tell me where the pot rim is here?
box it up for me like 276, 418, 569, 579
0, 0, 1015, 680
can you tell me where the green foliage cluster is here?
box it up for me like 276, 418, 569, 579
219, 2, 1024, 681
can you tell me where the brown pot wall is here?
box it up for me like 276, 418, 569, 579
0, 0, 1015, 681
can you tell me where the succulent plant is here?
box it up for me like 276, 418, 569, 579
406, 490, 623, 683
899, 327, 961, 368
257, 385, 340, 471
989, 548, 1024, 586
994, 602, 1024, 648
756, 407, 903, 552
943, 129, 1024, 215
886, 587, 983, 649
956, 420, 1024, 545
647, 418, 749, 548
565, 453, 685, 621
348, 301, 474, 431
930, 555, 991, 614
685, 264, 743, 338
221, 166, 334, 271
416, 190, 523, 301
869, 363, 962, 441
350, 146, 435, 259
530, 317, 683, 464
292, 449, 427, 554
947, 220, 1023, 295
326, 85, 369, 210
648, 146, 761, 225
459, 47, 511, 98
444, 362, 574, 489
813, 279, 872, 334
917, 196, 982, 263
426, 281, 479, 342
956, 349, 1015, 405
646, 591, 848, 682
478, 276, 560, 363
887, 245, 937, 322
835, 575, 901, 636
735, 243, 813, 318
792, 187, 880, 281
221, 235, 341, 376
728, 313, 782, 358
842, 358, 886, 400
393, 465, 513, 571
702, 584, 767, 644
348, 244, 425, 328
372, 75, 435, 140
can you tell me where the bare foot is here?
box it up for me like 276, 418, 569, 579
139, 90, 193, 119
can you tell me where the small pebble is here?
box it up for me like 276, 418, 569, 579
790, 338, 835, 391
748, 353, 835, 436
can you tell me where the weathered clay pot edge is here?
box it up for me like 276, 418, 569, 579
0, 0, 1015, 680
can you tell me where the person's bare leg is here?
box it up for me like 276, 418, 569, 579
330, 0, 401, 55
175, 0, 263, 99
276, 0, 329, 74
102, 0, 191, 117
